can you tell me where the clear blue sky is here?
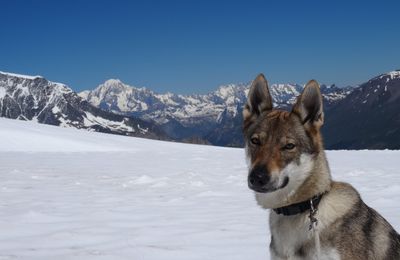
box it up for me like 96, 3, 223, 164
1, 0, 399, 94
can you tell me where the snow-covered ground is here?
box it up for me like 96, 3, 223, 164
0, 117, 399, 260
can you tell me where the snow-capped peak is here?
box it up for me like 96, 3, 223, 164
100, 79, 132, 91
104, 78, 123, 85
387, 70, 400, 79
92, 78, 150, 95
0, 71, 73, 95
214, 83, 246, 98
0, 71, 43, 80
370, 70, 400, 82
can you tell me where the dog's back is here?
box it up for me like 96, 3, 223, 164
329, 185, 400, 259
243, 74, 400, 259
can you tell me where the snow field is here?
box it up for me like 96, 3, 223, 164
0, 118, 399, 259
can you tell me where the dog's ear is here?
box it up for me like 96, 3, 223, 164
243, 74, 273, 121
292, 80, 324, 128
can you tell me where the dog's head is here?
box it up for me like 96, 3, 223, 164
243, 74, 327, 208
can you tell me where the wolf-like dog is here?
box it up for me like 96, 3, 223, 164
243, 74, 400, 260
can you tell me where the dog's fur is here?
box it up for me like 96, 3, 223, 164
243, 74, 400, 260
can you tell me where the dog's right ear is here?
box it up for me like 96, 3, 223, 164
243, 74, 273, 121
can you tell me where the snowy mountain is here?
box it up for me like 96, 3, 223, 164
80, 79, 351, 144
324, 70, 400, 149
1, 117, 399, 259
0, 71, 166, 139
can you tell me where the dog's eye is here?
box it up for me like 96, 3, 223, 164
250, 136, 261, 145
283, 143, 296, 150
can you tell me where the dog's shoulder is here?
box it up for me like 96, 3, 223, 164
318, 181, 362, 238
328, 181, 361, 203
318, 181, 360, 225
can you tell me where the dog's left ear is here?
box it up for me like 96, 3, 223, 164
292, 80, 324, 128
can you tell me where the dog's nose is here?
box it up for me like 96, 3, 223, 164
248, 165, 270, 191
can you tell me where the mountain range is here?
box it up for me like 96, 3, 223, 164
79, 79, 351, 146
1, 70, 399, 149
0, 72, 166, 140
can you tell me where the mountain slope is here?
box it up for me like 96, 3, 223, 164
0, 71, 166, 139
324, 70, 400, 149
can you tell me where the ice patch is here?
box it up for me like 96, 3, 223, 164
51, 106, 61, 114
0, 87, 6, 98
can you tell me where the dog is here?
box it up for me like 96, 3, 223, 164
243, 74, 400, 259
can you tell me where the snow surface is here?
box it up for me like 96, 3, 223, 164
0, 117, 399, 260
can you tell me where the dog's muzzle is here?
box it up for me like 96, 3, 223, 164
248, 165, 289, 193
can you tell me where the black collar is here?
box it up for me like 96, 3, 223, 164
273, 193, 325, 216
